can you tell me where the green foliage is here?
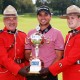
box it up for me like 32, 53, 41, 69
0, 0, 80, 15
35, 0, 80, 15
36, 0, 49, 7
0, 0, 3, 13
16, 0, 35, 13
2, 0, 17, 13
0, 0, 35, 14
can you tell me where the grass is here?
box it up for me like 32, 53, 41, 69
0, 14, 70, 80
0, 15, 70, 38
20, 16, 69, 38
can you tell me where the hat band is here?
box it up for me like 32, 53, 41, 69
67, 12, 80, 15
4, 14, 18, 17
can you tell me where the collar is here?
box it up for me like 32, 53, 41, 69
3, 27, 17, 34
7, 30, 17, 34
39, 25, 52, 34
68, 26, 80, 33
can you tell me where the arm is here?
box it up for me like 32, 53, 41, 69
25, 32, 33, 61
0, 37, 21, 75
51, 50, 64, 65
49, 35, 80, 76
51, 30, 64, 65
0, 35, 29, 77
25, 50, 31, 61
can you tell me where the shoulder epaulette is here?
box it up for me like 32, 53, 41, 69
0, 30, 3, 33
18, 30, 26, 34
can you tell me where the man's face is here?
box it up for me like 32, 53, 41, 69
4, 15, 17, 31
67, 14, 80, 29
37, 11, 51, 26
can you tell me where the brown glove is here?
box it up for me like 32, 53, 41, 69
39, 67, 50, 78
18, 65, 30, 77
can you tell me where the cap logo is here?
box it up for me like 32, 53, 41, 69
38, 7, 48, 11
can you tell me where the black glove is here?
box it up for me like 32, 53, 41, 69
39, 67, 50, 78
18, 65, 30, 77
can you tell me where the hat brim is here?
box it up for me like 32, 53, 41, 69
60, 13, 80, 19
37, 10, 51, 15
4, 14, 18, 18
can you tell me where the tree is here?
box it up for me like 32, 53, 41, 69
16, 0, 35, 13
2, 0, 35, 14
36, 0, 80, 15
0, 0, 3, 13
2, 0, 17, 13
75, 0, 80, 7
36, 0, 49, 7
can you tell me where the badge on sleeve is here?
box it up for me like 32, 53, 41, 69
59, 63, 62, 68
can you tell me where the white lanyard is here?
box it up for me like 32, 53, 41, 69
64, 33, 72, 53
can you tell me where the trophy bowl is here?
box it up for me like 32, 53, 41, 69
30, 32, 43, 45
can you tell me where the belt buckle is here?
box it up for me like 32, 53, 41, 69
77, 60, 80, 64
16, 58, 21, 64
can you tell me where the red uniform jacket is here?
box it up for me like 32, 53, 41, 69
0, 27, 27, 80
49, 27, 80, 80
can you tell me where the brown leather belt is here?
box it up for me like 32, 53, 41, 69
14, 58, 25, 64
0, 58, 25, 69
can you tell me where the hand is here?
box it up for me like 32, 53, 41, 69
39, 67, 50, 78
29, 56, 35, 61
18, 65, 30, 77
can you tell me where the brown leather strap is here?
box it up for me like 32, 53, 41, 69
65, 30, 80, 46
14, 58, 25, 64
69, 30, 80, 40
7, 38, 15, 52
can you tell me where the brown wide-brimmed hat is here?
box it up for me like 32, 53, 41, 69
3, 5, 18, 17
60, 5, 80, 19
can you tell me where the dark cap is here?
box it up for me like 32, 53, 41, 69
37, 6, 51, 15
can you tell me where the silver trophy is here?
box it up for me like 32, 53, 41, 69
28, 26, 44, 74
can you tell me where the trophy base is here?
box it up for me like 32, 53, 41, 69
29, 58, 41, 74
28, 71, 40, 74
28, 66, 41, 75
27, 71, 40, 77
